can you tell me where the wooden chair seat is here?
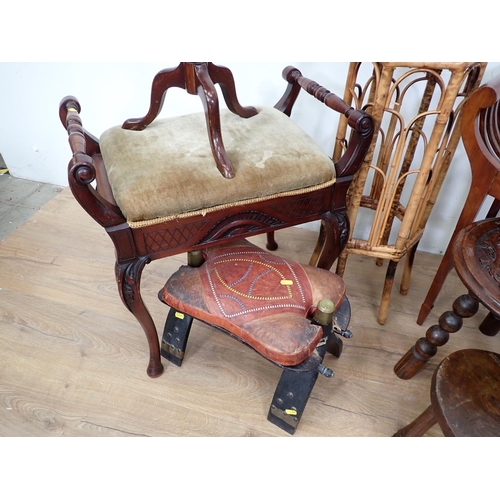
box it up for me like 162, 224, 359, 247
158, 239, 351, 433
394, 349, 500, 437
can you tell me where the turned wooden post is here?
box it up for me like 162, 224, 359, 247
394, 294, 479, 379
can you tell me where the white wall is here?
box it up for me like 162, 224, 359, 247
0, 62, 350, 183
1, 62, 499, 254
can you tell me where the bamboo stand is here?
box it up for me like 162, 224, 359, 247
311, 62, 486, 325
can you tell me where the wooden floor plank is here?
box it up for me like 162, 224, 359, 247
1, 189, 497, 436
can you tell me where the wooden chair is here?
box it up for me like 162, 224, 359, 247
59, 62, 374, 379
417, 74, 500, 326
394, 349, 500, 437
394, 217, 500, 379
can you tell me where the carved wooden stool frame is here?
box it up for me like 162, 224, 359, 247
60, 62, 374, 378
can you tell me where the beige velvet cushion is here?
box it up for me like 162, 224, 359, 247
99, 106, 335, 224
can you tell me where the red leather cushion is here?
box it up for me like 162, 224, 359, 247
161, 240, 345, 366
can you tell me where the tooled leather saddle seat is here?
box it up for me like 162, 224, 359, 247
158, 239, 352, 434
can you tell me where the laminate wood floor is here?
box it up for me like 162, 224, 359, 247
1, 189, 499, 438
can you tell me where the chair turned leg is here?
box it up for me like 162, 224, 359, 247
266, 231, 278, 251
479, 312, 500, 337
116, 257, 164, 378
394, 294, 479, 379
393, 405, 437, 437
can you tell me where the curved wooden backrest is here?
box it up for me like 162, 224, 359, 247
460, 74, 500, 201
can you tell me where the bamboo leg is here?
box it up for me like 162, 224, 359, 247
415, 65, 486, 236
400, 242, 419, 296
378, 260, 398, 325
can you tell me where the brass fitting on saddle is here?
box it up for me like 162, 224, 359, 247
313, 299, 335, 325
187, 250, 205, 268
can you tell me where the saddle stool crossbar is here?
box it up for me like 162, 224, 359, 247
158, 239, 352, 434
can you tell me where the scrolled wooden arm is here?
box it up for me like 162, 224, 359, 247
59, 96, 100, 157
59, 96, 125, 228
69, 152, 96, 185
275, 66, 374, 178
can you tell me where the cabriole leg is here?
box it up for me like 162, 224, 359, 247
116, 257, 164, 378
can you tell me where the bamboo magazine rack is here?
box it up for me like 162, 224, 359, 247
315, 62, 486, 324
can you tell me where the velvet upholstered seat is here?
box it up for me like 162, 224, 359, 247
60, 62, 374, 380
100, 107, 335, 224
